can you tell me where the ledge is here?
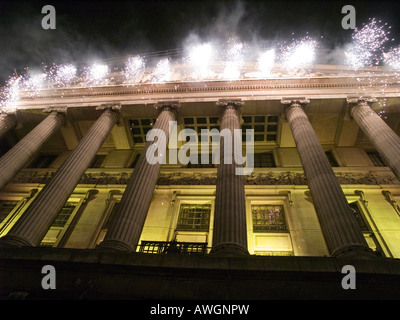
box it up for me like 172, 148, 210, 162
1, 247, 400, 299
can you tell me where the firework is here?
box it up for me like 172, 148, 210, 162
188, 43, 214, 79
383, 47, 400, 71
21, 73, 47, 96
345, 18, 390, 69
281, 38, 317, 70
124, 56, 145, 82
257, 49, 275, 76
222, 41, 244, 79
47, 63, 77, 87
88, 63, 109, 82
0, 76, 21, 113
152, 58, 171, 83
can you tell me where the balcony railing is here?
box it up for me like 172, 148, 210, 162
138, 241, 208, 255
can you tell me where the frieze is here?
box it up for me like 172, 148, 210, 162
19, 79, 398, 101
9, 169, 399, 186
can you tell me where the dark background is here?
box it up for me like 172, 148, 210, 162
1, 0, 400, 84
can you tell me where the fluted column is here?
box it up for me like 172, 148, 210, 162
348, 97, 400, 181
0, 113, 16, 139
0, 108, 65, 191
0, 104, 120, 247
211, 99, 248, 255
97, 101, 179, 252
282, 98, 375, 259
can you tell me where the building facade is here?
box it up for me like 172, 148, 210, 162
1, 63, 400, 299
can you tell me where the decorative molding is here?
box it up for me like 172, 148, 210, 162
9, 169, 399, 186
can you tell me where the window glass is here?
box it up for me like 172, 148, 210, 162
176, 204, 211, 231
252, 204, 287, 232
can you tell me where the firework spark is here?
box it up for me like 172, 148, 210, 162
383, 47, 400, 71
21, 73, 47, 96
222, 41, 244, 79
281, 38, 317, 70
124, 56, 145, 82
0, 76, 21, 113
188, 43, 214, 80
87, 63, 109, 83
152, 58, 171, 83
257, 49, 275, 76
345, 18, 390, 69
47, 63, 77, 87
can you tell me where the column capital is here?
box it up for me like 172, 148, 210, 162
42, 107, 68, 126
154, 101, 180, 111
281, 97, 310, 116
216, 99, 244, 109
281, 97, 310, 106
96, 103, 122, 125
96, 103, 122, 112
346, 96, 377, 105
42, 106, 68, 114
154, 101, 180, 120
346, 96, 377, 118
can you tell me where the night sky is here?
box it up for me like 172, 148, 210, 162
1, 0, 400, 83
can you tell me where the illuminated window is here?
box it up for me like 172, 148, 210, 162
366, 151, 385, 167
349, 202, 369, 232
252, 204, 287, 232
40, 202, 77, 247
176, 204, 211, 231
349, 201, 384, 256
51, 203, 76, 227
0, 200, 18, 224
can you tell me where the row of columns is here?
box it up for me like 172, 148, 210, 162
0, 97, 399, 259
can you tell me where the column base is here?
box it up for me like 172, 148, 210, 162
0, 235, 34, 248
331, 244, 377, 259
209, 242, 249, 256
96, 239, 136, 253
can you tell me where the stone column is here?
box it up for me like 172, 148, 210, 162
348, 97, 400, 182
97, 101, 179, 252
0, 104, 120, 247
282, 98, 375, 259
0, 108, 66, 191
0, 113, 16, 139
210, 99, 248, 255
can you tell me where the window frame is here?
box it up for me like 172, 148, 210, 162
175, 203, 212, 232
39, 196, 83, 248
251, 203, 288, 232
171, 196, 215, 246
0, 190, 38, 237
246, 195, 294, 256
346, 195, 392, 257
